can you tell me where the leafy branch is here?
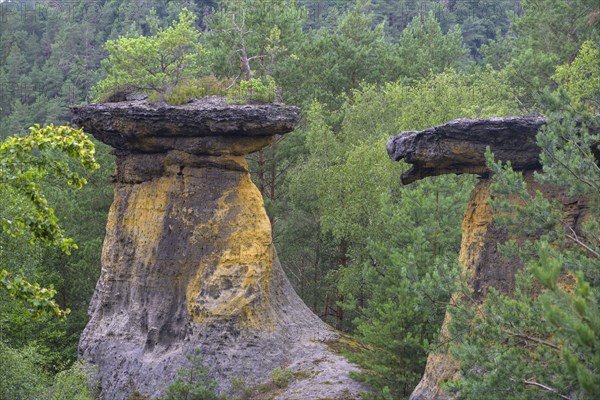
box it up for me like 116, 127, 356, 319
0, 124, 99, 318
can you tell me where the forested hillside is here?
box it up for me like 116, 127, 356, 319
0, 0, 598, 399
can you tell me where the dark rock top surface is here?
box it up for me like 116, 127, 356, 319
71, 97, 300, 155
387, 116, 546, 184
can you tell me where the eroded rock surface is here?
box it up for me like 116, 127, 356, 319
387, 117, 594, 400
72, 98, 366, 400
73, 98, 299, 155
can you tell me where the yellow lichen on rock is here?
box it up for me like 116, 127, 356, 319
75, 101, 367, 400
457, 180, 492, 272
122, 179, 170, 237
114, 177, 171, 268
186, 168, 276, 329
411, 174, 590, 400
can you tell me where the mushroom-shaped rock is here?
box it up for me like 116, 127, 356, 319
387, 116, 595, 400
386, 116, 546, 184
72, 98, 366, 400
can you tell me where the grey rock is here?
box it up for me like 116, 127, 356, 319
72, 98, 300, 155
387, 116, 600, 184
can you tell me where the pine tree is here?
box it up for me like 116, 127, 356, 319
396, 10, 468, 79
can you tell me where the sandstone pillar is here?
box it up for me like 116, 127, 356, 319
72, 98, 366, 400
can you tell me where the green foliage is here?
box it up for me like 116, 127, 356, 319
0, 343, 95, 400
48, 360, 96, 400
204, 0, 307, 80
0, 342, 49, 400
239, 77, 277, 103
94, 3, 286, 106
294, 68, 518, 245
536, 41, 600, 197
2, 2, 598, 399
536, 113, 600, 197
0, 271, 66, 319
151, 76, 236, 105
282, 68, 520, 397
350, 253, 460, 399
38, 140, 114, 366
276, 0, 397, 109
439, 0, 517, 59
0, 124, 98, 252
552, 40, 600, 112
485, 0, 600, 103
154, 75, 278, 106
230, 377, 253, 400
163, 349, 219, 400
0, 124, 99, 318
291, 69, 519, 253
512, 0, 599, 66
448, 206, 600, 399
93, 8, 207, 101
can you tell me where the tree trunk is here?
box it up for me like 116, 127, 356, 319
336, 294, 344, 330
336, 240, 349, 330
257, 149, 266, 194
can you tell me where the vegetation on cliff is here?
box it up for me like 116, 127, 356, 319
0, 0, 598, 398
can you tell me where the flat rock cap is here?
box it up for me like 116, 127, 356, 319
387, 116, 547, 184
71, 97, 301, 156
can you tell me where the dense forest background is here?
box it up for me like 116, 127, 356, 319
0, 0, 598, 399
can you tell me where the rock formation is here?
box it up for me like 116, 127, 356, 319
386, 116, 545, 185
387, 116, 597, 400
72, 98, 366, 400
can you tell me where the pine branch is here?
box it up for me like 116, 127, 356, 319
559, 133, 600, 175
541, 147, 600, 191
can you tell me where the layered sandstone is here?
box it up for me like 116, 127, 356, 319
72, 98, 366, 400
386, 116, 545, 184
387, 116, 596, 400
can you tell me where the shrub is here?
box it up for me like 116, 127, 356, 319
49, 360, 96, 400
238, 76, 277, 103
163, 349, 219, 400
161, 76, 236, 105
271, 367, 293, 389
92, 9, 206, 102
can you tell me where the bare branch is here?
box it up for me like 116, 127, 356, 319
247, 55, 266, 61
224, 74, 241, 91
522, 380, 572, 400
503, 330, 561, 350
566, 226, 600, 259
